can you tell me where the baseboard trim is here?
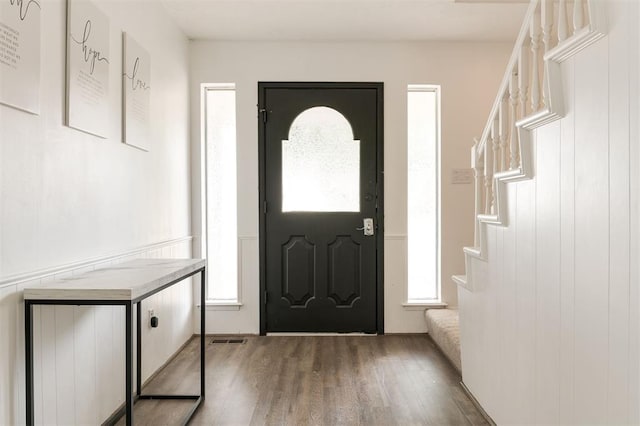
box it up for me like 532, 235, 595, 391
266, 332, 376, 336
1, 236, 193, 289
460, 381, 496, 426
205, 333, 259, 337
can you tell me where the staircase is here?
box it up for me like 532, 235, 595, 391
455, 0, 606, 291
426, 0, 607, 385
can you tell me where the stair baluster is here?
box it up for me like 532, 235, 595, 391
530, 8, 542, 112
484, 138, 492, 216
518, 40, 529, 120
558, 0, 568, 42
472, 139, 484, 247
499, 94, 509, 171
573, 0, 584, 34
541, 0, 554, 108
509, 67, 519, 170
491, 118, 499, 215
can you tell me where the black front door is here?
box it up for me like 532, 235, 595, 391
258, 82, 384, 334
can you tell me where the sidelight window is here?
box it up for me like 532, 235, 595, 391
407, 85, 440, 303
204, 84, 238, 303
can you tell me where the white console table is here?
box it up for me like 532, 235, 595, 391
23, 258, 206, 426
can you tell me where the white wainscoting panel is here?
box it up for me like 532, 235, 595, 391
630, 2, 640, 423
558, 54, 576, 426
572, 36, 610, 425
201, 236, 260, 335
384, 234, 431, 333
607, 2, 632, 421
534, 120, 561, 424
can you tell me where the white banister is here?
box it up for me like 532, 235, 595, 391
459, 0, 607, 280
471, 0, 604, 168
530, 7, 542, 112
474, 0, 538, 158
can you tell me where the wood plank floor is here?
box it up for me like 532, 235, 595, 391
123, 335, 488, 426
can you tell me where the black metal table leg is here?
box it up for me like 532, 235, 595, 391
125, 301, 134, 426
25, 301, 34, 426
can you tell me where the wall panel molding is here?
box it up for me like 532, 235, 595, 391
384, 234, 407, 240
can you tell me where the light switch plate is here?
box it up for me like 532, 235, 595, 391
452, 168, 474, 184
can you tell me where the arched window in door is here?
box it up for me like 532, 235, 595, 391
282, 106, 360, 213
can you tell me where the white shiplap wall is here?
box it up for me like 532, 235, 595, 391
459, 1, 640, 424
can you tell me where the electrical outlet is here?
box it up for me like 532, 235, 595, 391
148, 309, 157, 328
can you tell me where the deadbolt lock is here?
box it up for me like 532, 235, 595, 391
356, 218, 375, 236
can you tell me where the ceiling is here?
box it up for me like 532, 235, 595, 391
160, 0, 529, 42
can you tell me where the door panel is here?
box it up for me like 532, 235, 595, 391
259, 83, 383, 333
281, 236, 316, 307
327, 235, 361, 307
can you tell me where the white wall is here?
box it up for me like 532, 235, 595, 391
190, 41, 511, 333
0, 0, 192, 424
459, 1, 640, 423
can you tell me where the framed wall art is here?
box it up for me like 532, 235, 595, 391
0, 0, 41, 114
66, 0, 110, 138
122, 32, 150, 151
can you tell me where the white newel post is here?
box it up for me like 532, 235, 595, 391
509, 67, 519, 170
530, 8, 542, 112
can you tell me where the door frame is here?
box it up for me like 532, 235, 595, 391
257, 82, 385, 335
